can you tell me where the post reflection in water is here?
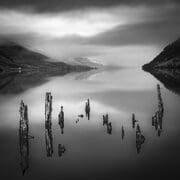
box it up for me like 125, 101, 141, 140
103, 114, 109, 126
152, 84, 164, 137
58, 144, 66, 157
45, 92, 53, 157
136, 124, 145, 154
131, 113, 145, 153
107, 122, 112, 134
19, 100, 34, 175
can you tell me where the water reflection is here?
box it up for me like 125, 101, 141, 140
131, 113, 146, 154
58, 144, 66, 157
0, 72, 48, 94
0, 69, 86, 94
136, 124, 145, 154
143, 68, 180, 95
107, 122, 112, 134
45, 124, 53, 157
152, 84, 164, 137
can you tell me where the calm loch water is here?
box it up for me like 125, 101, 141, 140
0, 68, 180, 179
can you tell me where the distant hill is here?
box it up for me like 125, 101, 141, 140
143, 38, 180, 70
0, 42, 94, 94
0, 42, 92, 74
66, 57, 104, 68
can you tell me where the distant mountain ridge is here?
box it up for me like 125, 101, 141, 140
0, 42, 92, 74
0, 42, 94, 94
143, 38, 180, 69
66, 57, 104, 68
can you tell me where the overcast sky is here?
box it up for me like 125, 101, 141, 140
0, 0, 179, 66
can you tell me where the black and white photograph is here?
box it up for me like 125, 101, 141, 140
0, 0, 180, 179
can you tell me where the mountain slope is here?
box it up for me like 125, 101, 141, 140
0, 42, 94, 94
143, 38, 180, 69
0, 42, 92, 73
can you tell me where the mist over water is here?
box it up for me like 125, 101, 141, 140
32, 42, 161, 67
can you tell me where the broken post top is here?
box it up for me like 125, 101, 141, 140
20, 100, 24, 106
136, 124, 141, 133
86, 99, 90, 107
46, 92, 52, 101
132, 113, 135, 119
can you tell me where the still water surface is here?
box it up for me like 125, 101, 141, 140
0, 68, 180, 179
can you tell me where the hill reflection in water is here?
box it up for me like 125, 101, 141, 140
0, 69, 91, 94
143, 68, 180, 95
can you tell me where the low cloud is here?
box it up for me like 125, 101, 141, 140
0, 0, 179, 12
0, 9, 121, 38
0, 2, 179, 66
0, 5, 174, 44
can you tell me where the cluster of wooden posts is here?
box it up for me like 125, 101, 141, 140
18, 84, 164, 175
44, 94, 92, 158
45, 92, 66, 158
152, 84, 164, 136
102, 112, 145, 153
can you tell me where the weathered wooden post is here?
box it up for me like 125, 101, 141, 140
132, 113, 138, 129
132, 113, 135, 128
122, 126, 125, 140
45, 92, 53, 126
45, 92, 53, 157
85, 99, 90, 120
58, 106, 64, 134
103, 114, 109, 126
19, 100, 30, 175
156, 84, 164, 136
